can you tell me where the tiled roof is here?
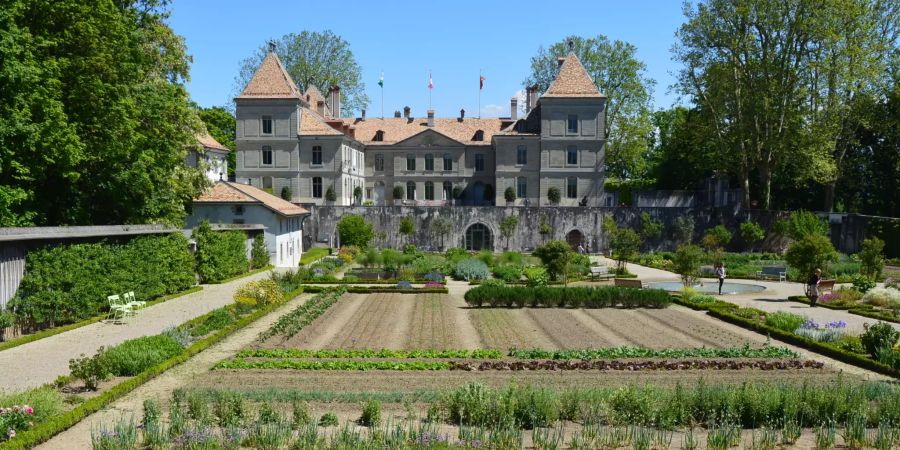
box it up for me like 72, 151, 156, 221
542, 53, 603, 98
195, 181, 309, 216
337, 117, 507, 145
303, 86, 331, 117
495, 120, 539, 136
236, 52, 302, 100
195, 131, 230, 152
300, 108, 344, 136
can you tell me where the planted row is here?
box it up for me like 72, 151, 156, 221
449, 359, 823, 372
258, 288, 345, 341
213, 359, 451, 371
236, 348, 503, 359
464, 285, 671, 308
508, 345, 799, 360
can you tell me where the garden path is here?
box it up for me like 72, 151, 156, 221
34, 291, 314, 450
592, 256, 899, 334
0, 270, 273, 393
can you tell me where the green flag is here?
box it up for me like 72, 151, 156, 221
378, 72, 383, 88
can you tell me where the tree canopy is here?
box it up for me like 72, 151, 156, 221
198, 106, 236, 178
235, 30, 368, 116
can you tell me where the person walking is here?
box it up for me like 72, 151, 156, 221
715, 262, 726, 295
577, 243, 586, 255
807, 268, 822, 307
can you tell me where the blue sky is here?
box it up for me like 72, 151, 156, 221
169, 0, 687, 118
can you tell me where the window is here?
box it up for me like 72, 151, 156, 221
262, 146, 273, 165
374, 154, 384, 171
516, 145, 527, 165
443, 181, 452, 200
567, 177, 577, 199
473, 130, 484, 141
312, 177, 323, 198
517, 177, 527, 198
233, 205, 244, 216
475, 154, 485, 172
567, 114, 578, 133
312, 146, 322, 165
443, 153, 452, 171
567, 145, 578, 165
373, 130, 384, 141
425, 154, 434, 171
406, 154, 415, 171
262, 115, 273, 134
406, 181, 416, 200
425, 182, 434, 200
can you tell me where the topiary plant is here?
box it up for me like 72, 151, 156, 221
504, 186, 516, 203
393, 185, 404, 201
860, 321, 900, 359
325, 186, 337, 202
547, 186, 561, 204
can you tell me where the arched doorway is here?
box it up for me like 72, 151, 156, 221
566, 229, 585, 251
465, 223, 493, 251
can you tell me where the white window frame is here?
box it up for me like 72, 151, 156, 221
311, 146, 323, 166
312, 177, 323, 198
261, 146, 273, 166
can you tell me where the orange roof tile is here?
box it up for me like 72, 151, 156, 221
236, 52, 302, 100
300, 108, 344, 136
335, 117, 506, 145
542, 53, 603, 98
195, 131, 230, 152
195, 181, 308, 216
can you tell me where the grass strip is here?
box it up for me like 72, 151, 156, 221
214, 359, 451, 371
235, 348, 503, 359
0, 286, 203, 354
508, 346, 799, 360
0, 286, 304, 450
215, 265, 273, 284
300, 247, 331, 266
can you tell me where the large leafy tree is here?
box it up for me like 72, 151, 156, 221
198, 106, 236, 178
0, 0, 206, 226
235, 30, 368, 116
647, 106, 716, 189
525, 35, 656, 179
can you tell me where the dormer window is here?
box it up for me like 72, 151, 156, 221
373, 130, 385, 141
262, 115, 273, 135
473, 130, 484, 141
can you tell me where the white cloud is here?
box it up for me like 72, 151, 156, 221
479, 103, 504, 118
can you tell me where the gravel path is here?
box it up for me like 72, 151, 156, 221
0, 270, 273, 393
34, 291, 314, 450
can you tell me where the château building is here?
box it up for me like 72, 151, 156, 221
234, 47, 609, 207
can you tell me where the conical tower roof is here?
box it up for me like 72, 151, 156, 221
236, 52, 302, 99
542, 53, 604, 98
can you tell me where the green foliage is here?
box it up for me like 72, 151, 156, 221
318, 412, 339, 427
740, 221, 766, 250
787, 211, 829, 240
509, 345, 798, 359
764, 312, 807, 333
672, 216, 695, 245
193, 221, 249, 283
358, 400, 381, 427
101, 335, 184, 377
198, 106, 236, 178
250, 234, 269, 269
784, 234, 839, 279
454, 259, 490, 281
702, 225, 732, 250
189, 308, 235, 337
533, 240, 574, 281
398, 217, 414, 239
858, 237, 886, 280
300, 247, 330, 266
672, 244, 704, 286
860, 322, 900, 359
504, 186, 516, 202
493, 265, 524, 283
9, 234, 194, 328
324, 186, 336, 202
238, 348, 503, 359
233, 280, 283, 308
68, 349, 109, 391
463, 285, 672, 309
336, 215, 374, 248
639, 212, 663, 241
851, 274, 876, 293
280, 186, 292, 200
499, 215, 518, 249
523, 267, 550, 288
547, 186, 561, 203
608, 224, 642, 272
429, 217, 453, 249
392, 185, 404, 200
260, 288, 345, 340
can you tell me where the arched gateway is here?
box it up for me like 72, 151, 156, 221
464, 223, 493, 251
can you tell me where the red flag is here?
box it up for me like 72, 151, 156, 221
428, 71, 433, 89
479, 75, 485, 90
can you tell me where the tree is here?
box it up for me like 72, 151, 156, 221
858, 237, 885, 280
250, 234, 269, 269
499, 215, 519, 250
605, 218, 641, 273
672, 244, 704, 287
639, 212, 663, 244
280, 186, 292, 201
325, 187, 336, 202
525, 35, 655, 179
533, 240, 574, 283
336, 215, 374, 248
739, 221, 766, 252
504, 187, 516, 203
430, 217, 453, 250
672, 216, 695, 245
784, 234, 839, 281
702, 225, 732, 251
539, 217, 552, 241
399, 217, 415, 246
353, 186, 362, 204
393, 186, 404, 201
648, 107, 715, 189
0, 0, 207, 226
787, 211, 829, 240
235, 30, 368, 116
547, 187, 561, 204
198, 106, 236, 179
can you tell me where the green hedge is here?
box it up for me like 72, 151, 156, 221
8, 234, 195, 328
787, 295, 900, 324
345, 287, 448, 294
194, 221, 249, 283
463, 286, 671, 308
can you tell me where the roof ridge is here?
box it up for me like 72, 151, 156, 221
237, 52, 302, 99
543, 52, 603, 98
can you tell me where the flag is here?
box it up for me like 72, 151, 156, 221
479, 75, 485, 90
428, 71, 433, 89
378, 72, 383, 88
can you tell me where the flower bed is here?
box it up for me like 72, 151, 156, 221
236, 349, 503, 359
463, 285, 671, 308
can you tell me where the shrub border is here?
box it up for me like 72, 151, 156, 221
0, 286, 204, 354
786, 295, 900, 325
304, 279, 446, 285
0, 286, 304, 450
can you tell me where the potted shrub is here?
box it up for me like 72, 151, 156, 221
392, 186, 404, 205
325, 186, 337, 203
504, 187, 516, 205
353, 186, 363, 205
547, 186, 561, 204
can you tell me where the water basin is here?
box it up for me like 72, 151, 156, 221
647, 281, 766, 295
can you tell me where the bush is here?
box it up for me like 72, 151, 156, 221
454, 259, 490, 281
504, 186, 516, 203
476, 250, 494, 267
336, 215, 374, 248
862, 287, 900, 309
233, 280, 283, 308
702, 225, 732, 250
493, 265, 524, 283
524, 267, 549, 287
672, 244, 704, 287
189, 308, 235, 337
101, 334, 184, 376
784, 234, 839, 280
672, 216, 695, 244
764, 312, 807, 333
740, 221, 765, 250
463, 285, 672, 309
607, 225, 641, 272
534, 240, 574, 281
325, 186, 336, 202
851, 274, 876, 293
392, 185, 404, 201
250, 234, 269, 269
639, 212, 663, 242
194, 221, 249, 283
858, 237, 886, 280
9, 233, 195, 328
319, 412, 339, 427
69, 349, 110, 391
860, 322, 900, 358
359, 400, 381, 427
547, 186, 561, 203
787, 210, 828, 240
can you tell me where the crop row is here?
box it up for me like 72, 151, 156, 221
213, 358, 823, 372
508, 345, 799, 360
463, 285, 671, 308
236, 348, 502, 359
258, 287, 346, 341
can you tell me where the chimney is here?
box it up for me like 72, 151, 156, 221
510, 97, 518, 121
528, 85, 538, 111
361, 109, 366, 121
317, 100, 326, 116
557, 57, 566, 68
267, 40, 276, 53
459, 108, 465, 122
403, 106, 411, 118
427, 110, 435, 127
394, 110, 401, 118
329, 85, 341, 118
525, 89, 532, 114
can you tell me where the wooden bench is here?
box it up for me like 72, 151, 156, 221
589, 266, 615, 281
614, 278, 644, 289
817, 279, 836, 296
757, 266, 787, 282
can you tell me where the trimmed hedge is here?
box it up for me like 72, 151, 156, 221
346, 287, 449, 294
463, 286, 671, 308
787, 295, 900, 325
194, 221, 248, 283
9, 234, 195, 328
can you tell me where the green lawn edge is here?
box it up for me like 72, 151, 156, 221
0, 286, 304, 450
0, 286, 204, 354
300, 248, 331, 266
214, 265, 273, 284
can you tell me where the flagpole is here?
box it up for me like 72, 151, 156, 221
478, 69, 482, 119
429, 70, 432, 110
380, 70, 384, 120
